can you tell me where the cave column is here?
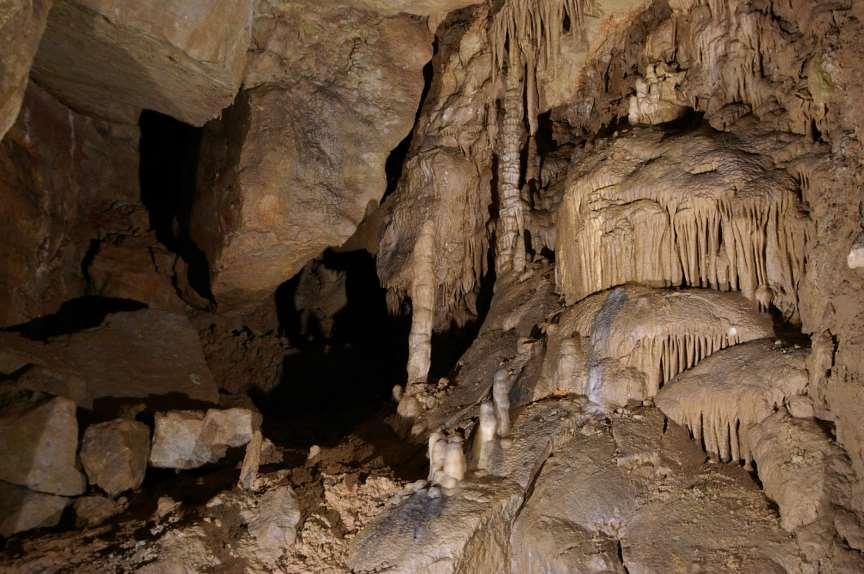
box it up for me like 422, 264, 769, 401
495, 53, 527, 277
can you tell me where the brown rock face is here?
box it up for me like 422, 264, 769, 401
0, 82, 139, 326
0, 396, 86, 496
191, 2, 432, 307
0, 309, 218, 407
351, 0, 482, 16
0, 0, 52, 140
0, 481, 70, 537
31, 0, 253, 126
80, 419, 150, 497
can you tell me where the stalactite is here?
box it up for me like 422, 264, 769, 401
655, 339, 808, 467
543, 285, 776, 407
556, 128, 811, 320
406, 222, 436, 386
489, 0, 590, 275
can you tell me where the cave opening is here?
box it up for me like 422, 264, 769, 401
138, 110, 213, 301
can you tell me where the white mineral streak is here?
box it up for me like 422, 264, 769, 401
542, 286, 775, 406
556, 127, 810, 320
492, 368, 512, 436
656, 339, 808, 467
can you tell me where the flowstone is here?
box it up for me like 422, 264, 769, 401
656, 339, 808, 466
535, 285, 774, 407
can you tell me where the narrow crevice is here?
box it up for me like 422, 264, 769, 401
3, 296, 148, 341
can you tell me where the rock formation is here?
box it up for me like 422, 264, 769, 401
656, 339, 809, 466
2, 0, 864, 571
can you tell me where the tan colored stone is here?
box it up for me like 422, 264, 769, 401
0, 0, 52, 140
80, 419, 150, 497
73, 495, 125, 528
0, 309, 218, 407
0, 396, 86, 496
0, 481, 70, 537
32, 0, 253, 125
150, 408, 259, 470
190, 2, 432, 307
0, 82, 139, 325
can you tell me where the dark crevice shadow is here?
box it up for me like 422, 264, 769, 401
256, 250, 411, 453
2, 296, 147, 341
138, 110, 213, 302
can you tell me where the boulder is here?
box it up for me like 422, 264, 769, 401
0, 0, 52, 140
80, 419, 150, 497
190, 2, 432, 307
31, 0, 253, 125
0, 481, 70, 537
0, 396, 86, 496
0, 82, 139, 325
73, 495, 125, 528
0, 309, 218, 407
749, 411, 858, 532
244, 485, 302, 560
150, 408, 259, 469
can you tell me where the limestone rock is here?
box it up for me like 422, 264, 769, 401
0, 83, 139, 325
628, 62, 689, 125
349, 477, 523, 573
87, 235, 188, 312
244, 485, 301, 559
190, 2, 432, 307
656, 339, 809, 466
0, 309, 218, 407
80, 419, 150, 497
750, 411, 858, 532
0, 396, 86, 496
556, 125, 811, 319
0, 481, 70, 537
32, 0, 253, 125
535, 285, 775, 407
74, 495, 125, 528
351, 0, 482, 16
0, 0, 52, 140
150, 408, 259, 469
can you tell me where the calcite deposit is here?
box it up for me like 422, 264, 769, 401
1, 0, 864, 572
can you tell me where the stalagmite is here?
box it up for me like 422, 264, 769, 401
428, 431, 448, 484
539, 285, 775, 407
475, 401, 499, 471
493, 369, 512, 437
441, 435, 467, 489
556, 126, 811, 319
655, 339, 809, 467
